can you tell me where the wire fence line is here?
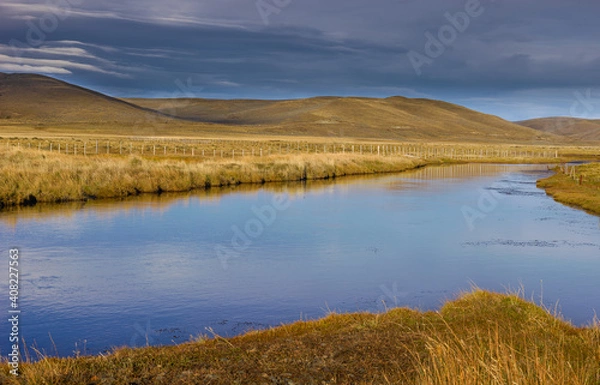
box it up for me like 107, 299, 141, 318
560, 164, 600, 185
0, 138, 590, 160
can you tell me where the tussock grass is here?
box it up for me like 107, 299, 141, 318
0, 148, 426, 208
2, 290, 599, 384
537, 162, 600, 215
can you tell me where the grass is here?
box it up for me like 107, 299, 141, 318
537, 162, 600, 215
2, 137, 594, 159
1, 140, 599, 209
0, 148, 427, 208
2, 290, 599, 384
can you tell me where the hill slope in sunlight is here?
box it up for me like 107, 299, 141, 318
0, 72, 563, 142
127, 96, 559, 142
0, 73, 168, 124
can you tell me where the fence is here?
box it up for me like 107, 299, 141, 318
0, 138, 585, 161
561, 164, 600, 185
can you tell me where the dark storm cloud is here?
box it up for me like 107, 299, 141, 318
1, 0, 599, 119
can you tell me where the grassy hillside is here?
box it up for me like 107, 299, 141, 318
127, 95, 560, 142
518, 117, 600, 142
0, 73, 224, 137
0, 72, 562, 142
0, 73, 167, 124
3, 290, 599, 384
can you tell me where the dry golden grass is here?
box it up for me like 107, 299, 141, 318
2, 136, 597, 160
0, 148, 426, 208
2, 290, 598, 384
537, 162, 600, 215
1, 140, 599, 208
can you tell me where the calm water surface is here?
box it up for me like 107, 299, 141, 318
1, 164, 599, 356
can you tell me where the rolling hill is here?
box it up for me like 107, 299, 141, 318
0, 72, 562, 142
0, 73, 170, 124
125, 96, 560, 142
127, 96, 552, 142
517, 117, 600, 142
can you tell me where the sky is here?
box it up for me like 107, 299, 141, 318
1, 0, 600, 121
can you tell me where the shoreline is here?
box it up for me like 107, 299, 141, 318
1, 146, 596, 210
537, 163, 600, 216
2, 290, 598, 383
0, 149, 431, 209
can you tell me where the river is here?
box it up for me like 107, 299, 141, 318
1, 163, 598, 357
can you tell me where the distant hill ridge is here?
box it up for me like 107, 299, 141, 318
517, 117, 600, 142
0, 72, 562, 142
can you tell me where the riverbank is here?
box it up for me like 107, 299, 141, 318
2, 145, 598, 209
0, 149, 430, 208
2, 290, 598, 384
537, 162, 600, 215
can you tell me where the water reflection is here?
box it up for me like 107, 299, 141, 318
0, 176, 391, 228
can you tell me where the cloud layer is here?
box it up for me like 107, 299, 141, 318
1, 0, 599, 120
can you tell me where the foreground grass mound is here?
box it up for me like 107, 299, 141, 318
538, 162, 600, 215
2, 290, 599, 384
0, 149, 425, 208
